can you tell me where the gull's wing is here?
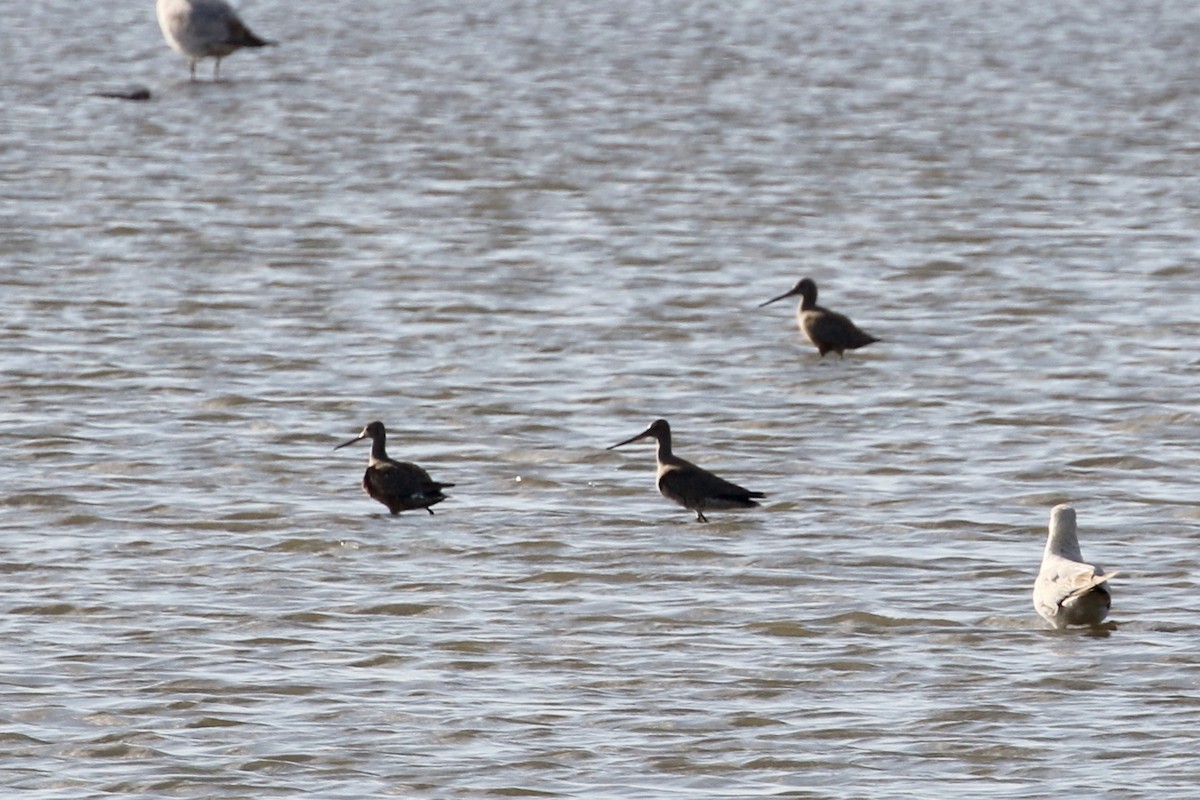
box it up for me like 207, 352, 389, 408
1035, 555, 1119, 618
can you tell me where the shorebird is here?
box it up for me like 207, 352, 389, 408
334, 421, 454, 515
1033, 504, 1120, 628
759, 277, 879, 358
156, 0, 274, 80
607, 419, 765, 522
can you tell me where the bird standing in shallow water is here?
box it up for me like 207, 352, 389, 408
607, 419, 765, 522
156, 0, 274, 81
1033, 504, 1120, 628
334, 421, 454, 515
759, 277, 879, 358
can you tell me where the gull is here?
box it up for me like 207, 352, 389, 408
156, 0, 274, 81
334, 421, 454, 515
607, 419, 765, 522
759, 277, 879, 358
1033, 504, 1120, 628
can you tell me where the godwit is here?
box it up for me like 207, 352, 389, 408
1033, 504, 1120, 628
607, 419, 765, 522
156, 0, 274, 81
759, 277, 878, 358
334, 421, 453, 515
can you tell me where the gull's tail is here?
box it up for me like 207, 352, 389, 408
230, 21, 274, 48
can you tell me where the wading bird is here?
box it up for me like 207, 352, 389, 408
607, 419, 765, 522
759, 277, 878, 358
156, 0, 274, 80
334, 421, 453, 515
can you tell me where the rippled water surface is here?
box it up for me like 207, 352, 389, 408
4, 0, 1200, 797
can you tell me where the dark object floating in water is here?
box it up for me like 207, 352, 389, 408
92, 88, 152, 101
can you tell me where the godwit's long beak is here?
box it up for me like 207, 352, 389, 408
757, 289, 797, 308
607, 430, 651, 450
334, 433, 366, 450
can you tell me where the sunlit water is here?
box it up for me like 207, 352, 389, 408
4, 0, 1200, 797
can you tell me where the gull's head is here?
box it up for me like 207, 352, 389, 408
1046, 503, 1083, 560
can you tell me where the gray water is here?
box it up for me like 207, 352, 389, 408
3, 0, 1200, 797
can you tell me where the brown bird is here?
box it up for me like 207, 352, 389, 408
334, 421, 453, 515
607, 419, 765, 522
759, 277, 879, 358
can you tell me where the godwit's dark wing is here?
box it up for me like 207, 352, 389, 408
658, 456, 765, 512
365, 459, 454, 515
803, 308, 879, 356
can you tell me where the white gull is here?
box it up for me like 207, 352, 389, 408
1033, 504, 1120, 628
156, 0, 274, 81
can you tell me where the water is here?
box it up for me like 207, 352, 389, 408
3, 0, 1200, 796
